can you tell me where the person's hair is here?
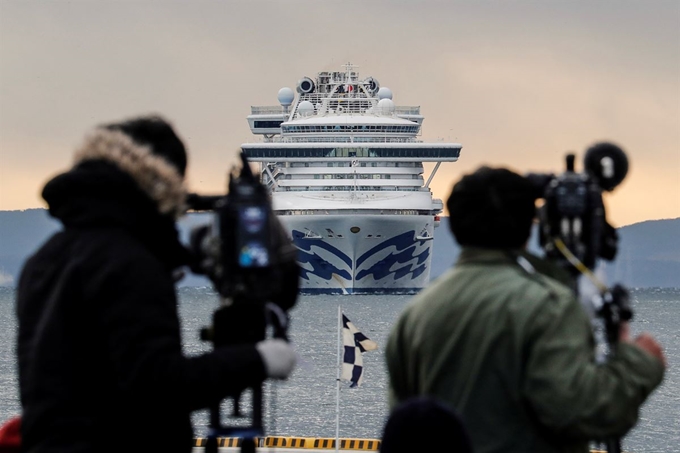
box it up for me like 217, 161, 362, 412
102, 115, 187, 176
446, 166, 536, 248
381, 397, 472, 453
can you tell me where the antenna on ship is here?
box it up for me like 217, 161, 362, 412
343, 62, 358, 72
344, 62, 358, 98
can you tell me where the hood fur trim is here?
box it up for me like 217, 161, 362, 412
73, 128, 186, 218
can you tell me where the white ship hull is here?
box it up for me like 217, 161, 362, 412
280, 214, 435, 294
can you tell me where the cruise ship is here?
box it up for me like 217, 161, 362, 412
242, 64, 462, 294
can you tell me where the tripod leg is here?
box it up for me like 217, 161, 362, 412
606, 438, 622, 453
241, 437, 256, 453
253, 384, 263, 431
206, 404, 221, 453
205, 436, 218, 453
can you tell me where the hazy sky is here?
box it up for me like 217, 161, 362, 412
1, 0, 678, 227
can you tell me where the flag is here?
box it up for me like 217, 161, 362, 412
341, 314, 378, 387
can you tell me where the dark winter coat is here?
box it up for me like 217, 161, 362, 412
16, 129, 266, 453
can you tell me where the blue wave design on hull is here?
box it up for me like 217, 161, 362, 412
291, 229, 431, 285
356, 231, 429, 282
292, 230, 351, 281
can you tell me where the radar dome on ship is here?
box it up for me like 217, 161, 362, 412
278, 87, 295, 107
377, 87, 393, 100
297, 101, 315, 117
377, 98, 395, 115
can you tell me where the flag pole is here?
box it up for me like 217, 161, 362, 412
335, 305, 341, 453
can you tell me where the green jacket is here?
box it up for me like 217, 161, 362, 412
386, 248, 664, 453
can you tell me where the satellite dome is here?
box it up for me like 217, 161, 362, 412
377, 98, 395, 115
377, 87, 393, 100
297, 101, 315, 117
278, 87, 295, 107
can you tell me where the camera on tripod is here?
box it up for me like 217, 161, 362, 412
527, 142, 632, 349
185, 151, 300, 452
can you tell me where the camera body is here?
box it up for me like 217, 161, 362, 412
528, 143, 633, 356
186, 152, 299, 311
528, 143, 629, 278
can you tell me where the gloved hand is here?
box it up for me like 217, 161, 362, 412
255, 339, 296, 379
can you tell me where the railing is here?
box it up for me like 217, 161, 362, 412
394, 106, 421, 115
251, 106, 286, 114
276, 208, 436, 216
251, 103, 420, 117
256, 136, 424, 143
276, 136, 422, 143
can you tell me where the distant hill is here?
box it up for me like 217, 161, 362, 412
604, 219, 680, 288
0, 209, 678, 288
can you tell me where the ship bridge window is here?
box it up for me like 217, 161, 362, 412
242, 147, 459, 159
281, 125, 420, 134
254, 120, 284, 128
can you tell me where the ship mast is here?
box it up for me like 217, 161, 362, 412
344, 62, 358, 98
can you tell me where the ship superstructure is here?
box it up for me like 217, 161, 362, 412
242, 63, 462, 294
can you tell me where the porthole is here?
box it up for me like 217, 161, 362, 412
350, 227, 360, 234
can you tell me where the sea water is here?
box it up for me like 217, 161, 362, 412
1, 287, 678, 452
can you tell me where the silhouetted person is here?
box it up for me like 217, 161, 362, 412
386, 166, 665, 452
16, 115, 295, 453
381, 397, 472, 453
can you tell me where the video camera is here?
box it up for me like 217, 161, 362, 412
186, 151, 299, 311
527, 143, 633, 453
528, 142, 631, 453
527, 142, 629, 278
185, 151, 299, 453
527, 142, 632, 322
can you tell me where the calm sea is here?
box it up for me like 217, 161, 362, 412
1, 286, 678, 452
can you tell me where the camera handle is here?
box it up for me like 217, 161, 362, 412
553, 239, 632, 453
202, 299, 289, 453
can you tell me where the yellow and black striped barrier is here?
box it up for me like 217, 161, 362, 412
193, 437, 618, 452
194, 437, 251, 448
194, 437, 381, 450
264, 437, 310, 448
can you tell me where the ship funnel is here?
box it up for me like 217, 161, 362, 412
297, 77, 316, 94
364, 77, 380, 95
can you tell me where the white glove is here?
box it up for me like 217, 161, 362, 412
255, 339, 296, 379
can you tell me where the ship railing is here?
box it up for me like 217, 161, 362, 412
251, 104, 421, 117
275, 208, 439, 216
271, 136, 423, 144
251, 106, 287, 114
315, 103, 420, 116
254, 137, 455, 145
394, 106, 421, 115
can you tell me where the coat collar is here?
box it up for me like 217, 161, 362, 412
456, 247, 524, 266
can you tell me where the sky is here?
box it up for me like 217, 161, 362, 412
0, 0, 678, 227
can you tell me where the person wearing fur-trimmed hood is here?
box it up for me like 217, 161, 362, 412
15, 115, 296, 453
